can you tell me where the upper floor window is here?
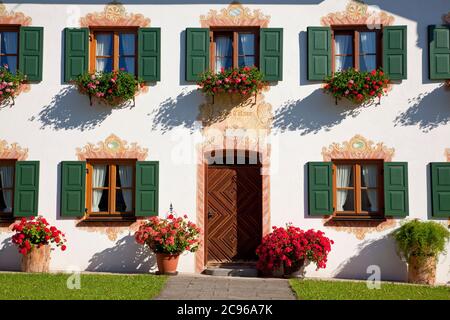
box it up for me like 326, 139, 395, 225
0, 28, 19, 74
332, 28, 380, 72
210, 28, 258, 73
86, 160, 135, 216
0, 161, 15, 218
333, 160, 383, 218
90, 29, 137, 75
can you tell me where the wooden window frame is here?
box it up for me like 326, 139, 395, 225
331, 25, 382, 73
0, 159, 16, 220
0, 25, 20, 73
86, 159, 136, 218
332, 159, 384, 220
209, 27, 259, 72
89, 27, 138, 75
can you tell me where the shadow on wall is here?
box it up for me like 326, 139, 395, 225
394, 86, 450, 132
273, 89, 362, 135
149, 88, 202, 134
0, 237, 20, 271
86, 235, 156, 273
333, 235, 407, 282
29, 87, 130, 131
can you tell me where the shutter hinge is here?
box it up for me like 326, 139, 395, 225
86, 168, 89, 174
84, 208, 88, 213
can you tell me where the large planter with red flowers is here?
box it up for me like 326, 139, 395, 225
135, 214, 201, 275
11, 216, 67, 273
256, 225, 333, 278
323, 68, 389, 105
74, 70, 145, 107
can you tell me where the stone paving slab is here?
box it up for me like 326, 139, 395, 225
155, 274, 296, 300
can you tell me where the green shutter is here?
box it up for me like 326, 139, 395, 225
135, 161, 159, 216
186, 28, 209, 81
14, 161, 39, 217
19, 27, 43, 82
308, 162, 333, 215
384, 162, 409, 217
383, 26, 407, 80
64, 28, 89, 82
260, 28, 283, 81
430, 163, 450, 217
60, 161, 86, 217
307, 27, 331, 81
138, 28, 160, 82
429, 25, 450, 80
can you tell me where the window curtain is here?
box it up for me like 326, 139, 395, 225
334, 35, 353, 71
359, 32, 377, 72
92, 165, 107, 212
118, 166, 132, 212
96, 34, 113, 72
0, 166, 13, 212
238, 34, 255, 67
119, 34, 135, 75
215, 35, 232, 72
0, 32, 18, 73
362, 165, 378, 212
336, 165, 352, 211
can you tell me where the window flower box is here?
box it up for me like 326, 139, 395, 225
197, 66, 268, 104
0, 65, 27, 107
323, 68, 390, 105
74, 69, 145, 107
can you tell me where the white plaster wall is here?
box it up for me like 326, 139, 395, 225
0, 0, 449, 284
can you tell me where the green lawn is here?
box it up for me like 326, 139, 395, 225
0, 273, 167, 300
289, 279, 450, 300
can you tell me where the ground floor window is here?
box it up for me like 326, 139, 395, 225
86, 160, 135, 216
0, 160, 15, 218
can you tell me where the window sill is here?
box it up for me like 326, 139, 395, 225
81, 216, 137, 223
0, 216, 16, 224
331, 216, 386, 222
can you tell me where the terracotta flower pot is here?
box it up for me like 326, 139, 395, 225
407, 255, 437, 285
156, 253, 180, 275
21, 245, 51, 273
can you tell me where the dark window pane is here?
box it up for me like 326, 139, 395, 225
1, 56, 17, 74
362, 189, 378, 212
0, 32, 18, 54
97, 190, 109, 212
119, 57, 135, 75
238, 56, 255, 68
119, 33, 135, 56
238, 33, 255, 56
335, 35, 353, 54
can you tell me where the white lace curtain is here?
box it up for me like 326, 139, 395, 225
359, 32, 377, 72
119, 34, 135, 74
92, 165, 107, 212
362, 165, 378, 212
336, 165, 352, 211
118, 165, 132, 212
96, 34, 113, 72
215, 35, 232, 72
0, 166, 13, 212
238, 33, 255, 67
334, 35, 353, 72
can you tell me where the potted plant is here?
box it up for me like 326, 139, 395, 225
134, 214, 201, 275
11, 216, 67, 273
0, 64, 27, 106
323, 68, 389, 105
393, 219, 450, 285
197, 66, 267, 103
74, 69, 145, 106
256, 224, 333, 278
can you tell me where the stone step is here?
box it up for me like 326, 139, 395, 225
203, 266, 259, 277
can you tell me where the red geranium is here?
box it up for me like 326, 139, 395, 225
256, 224, 333, 274
11, 216, 67, 255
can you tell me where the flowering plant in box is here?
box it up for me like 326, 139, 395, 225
135, 214, 201, 255
11, 216, 67, 255
74, 69, 145, 106
197, 66, 267, 97
0, 64, 27, 106
324, 68, 389, 105
256, 224, 333, 275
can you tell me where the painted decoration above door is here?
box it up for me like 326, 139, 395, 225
80, 2, 150, 27
200, 2, 270, 28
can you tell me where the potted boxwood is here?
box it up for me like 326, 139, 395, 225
393, 219, 450, 285
74, 69, 145, 107
134, 214, 201, 275
256, 224, 333, 278
11, 216, 67, 273
197, 66, 267, 104
324, 68, 390, 105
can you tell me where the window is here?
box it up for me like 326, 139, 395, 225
0, 160, 15, 218
86, 160, 135, 217
332, 28, 380, 72
332, 160, 383, 218
90, 30, 137, 75
210, 28, 258, 73
0, 28, 19, 74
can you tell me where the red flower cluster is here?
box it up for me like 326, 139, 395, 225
197, 66, 267, 96
324, 68, 389, 105
135, 214, 201, 255
256, 224, 333, 274
11, 216, 67, 256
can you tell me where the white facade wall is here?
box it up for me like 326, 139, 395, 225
0, 0, 449, 284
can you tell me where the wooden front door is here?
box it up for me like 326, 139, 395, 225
206, 164, 262, 264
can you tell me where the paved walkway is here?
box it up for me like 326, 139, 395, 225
155, 274, 296, 300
